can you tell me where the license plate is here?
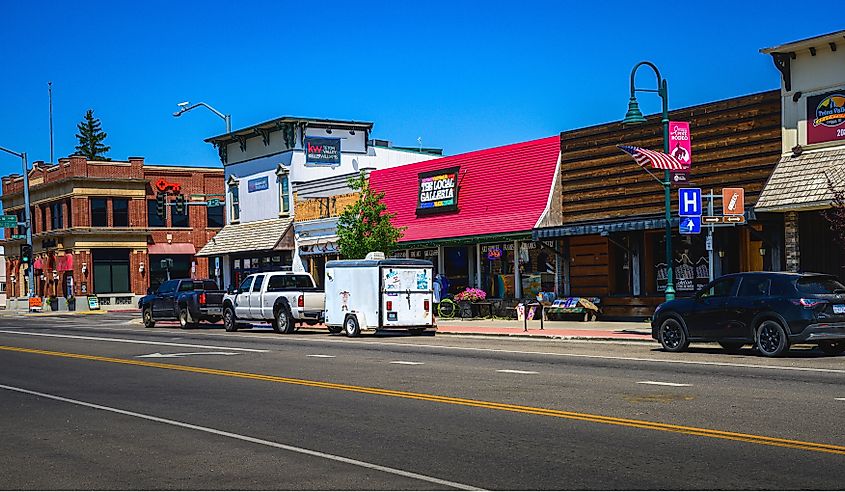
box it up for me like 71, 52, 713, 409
387, 312, 398, 321
205, 307, 223, 315
834, 305, 845, 315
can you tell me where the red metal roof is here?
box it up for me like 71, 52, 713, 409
369, 136, 559, 243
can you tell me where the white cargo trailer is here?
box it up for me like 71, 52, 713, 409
324, 254, 435, 337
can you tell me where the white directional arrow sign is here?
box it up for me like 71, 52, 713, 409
137, 352, 240, 358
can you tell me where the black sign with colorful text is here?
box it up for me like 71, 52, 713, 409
416, 166, 459, 216
304, 137, 341, 165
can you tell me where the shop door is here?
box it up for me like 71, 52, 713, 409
444, 246, 469, 295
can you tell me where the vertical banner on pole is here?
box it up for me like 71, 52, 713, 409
668, 122, 692, 169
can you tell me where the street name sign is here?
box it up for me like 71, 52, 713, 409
680, 216, 701, 234
678, 188, 702, 216
11, 234, 26, 240
208, 198, 221, 207
0, 215, 18, 227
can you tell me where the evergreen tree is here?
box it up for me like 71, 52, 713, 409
337, 172, 405, 259
74, 109, 111, 160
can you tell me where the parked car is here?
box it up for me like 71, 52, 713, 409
139, 279, 226, 328
222, 271, 325, 333
324, 254, 435, 337
651, 272, 845, 357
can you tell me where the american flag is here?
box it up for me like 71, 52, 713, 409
617, 145, 684, 171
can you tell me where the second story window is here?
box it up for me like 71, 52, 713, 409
51, 202, 63, 230
278, 172, 290, 215
229, 183, 240, 222
112, 199, 129, 227
90, 198, 108, 227
172, 204, 189, 227
148, 199, 165, 227
207, 204, 224, 228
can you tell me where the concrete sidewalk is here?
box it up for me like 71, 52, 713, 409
434, 318, 654, 341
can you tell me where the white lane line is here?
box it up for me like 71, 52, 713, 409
835, 398, 845, 401
0, 384, 481, 491
306, 355, 336, 358
0, 330, 268, 353
637, 381, 692, 387
496, 369, 538, 375
389, 361, 424, 365
22, 326, 845, 376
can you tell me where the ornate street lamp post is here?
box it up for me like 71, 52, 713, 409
623, 61, 675, 301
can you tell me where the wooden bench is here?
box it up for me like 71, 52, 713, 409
543, 297, 601, 322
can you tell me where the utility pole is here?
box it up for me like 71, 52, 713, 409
0, 146, 35, 300
48, 82, 54, 163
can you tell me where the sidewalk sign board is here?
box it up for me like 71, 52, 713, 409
722, 188, 745, 215
87, 296, 100, 310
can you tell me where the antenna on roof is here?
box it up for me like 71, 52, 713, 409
417, 136, 422, 152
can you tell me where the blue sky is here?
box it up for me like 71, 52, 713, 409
0, 1, 838, 174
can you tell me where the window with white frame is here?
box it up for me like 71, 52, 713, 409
228, 178, 240, 222
278, 171, 290, 215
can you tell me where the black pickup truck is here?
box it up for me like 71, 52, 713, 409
139, 279, 225, 328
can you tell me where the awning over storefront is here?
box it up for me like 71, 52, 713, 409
196, 218, 294, 257
369, 136, 560, 244
56, 254, 74, 272
755, 148, 845, 212
298, 235, 339, 256
534, 217, 682, 239
148, 243, 197, 255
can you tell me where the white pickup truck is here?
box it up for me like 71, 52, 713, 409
222, 271, 325, 333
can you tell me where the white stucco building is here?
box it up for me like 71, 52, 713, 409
196, 116, 438, 289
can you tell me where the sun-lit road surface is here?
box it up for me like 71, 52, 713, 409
1, 312, 843, 490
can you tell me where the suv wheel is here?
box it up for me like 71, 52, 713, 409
819, 341, 845, 356
223, 307, 238, 332
756, 320, 789, 357
142, 307, 156, 328
658, 317, 689, 352
345, 315, 361, 338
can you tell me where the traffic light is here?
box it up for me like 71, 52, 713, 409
156, 193, 166, 218
20, 244, 32, 264
175, 194, 185, 215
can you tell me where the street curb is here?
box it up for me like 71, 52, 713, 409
436, 331, 656, 342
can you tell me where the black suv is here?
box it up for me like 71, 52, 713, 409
651, 272, 845, 357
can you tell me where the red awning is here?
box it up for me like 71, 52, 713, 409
56, 254, 74, 272
148, 243, 197, 255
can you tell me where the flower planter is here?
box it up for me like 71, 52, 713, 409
48, 298, 59, 311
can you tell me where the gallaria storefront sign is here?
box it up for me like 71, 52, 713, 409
304, 137, 341, 166
807, 89, 845, 145
416, 166, 459, 216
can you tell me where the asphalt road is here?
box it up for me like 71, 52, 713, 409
1, 312, 844, 490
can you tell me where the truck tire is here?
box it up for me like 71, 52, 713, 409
223, 306, 238, 332
344, 315, 361, 338
142, 307, 156, 328
178, 308, 195, 329
274, 306, 295, 334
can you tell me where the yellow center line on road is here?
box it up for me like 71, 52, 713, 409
2, 344, 844, 456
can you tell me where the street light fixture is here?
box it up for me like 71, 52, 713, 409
0, 145, 35, 301
623, 61, 675, 301
172, 101, 232, 133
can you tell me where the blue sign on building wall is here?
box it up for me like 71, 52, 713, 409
247, 176, 269, 193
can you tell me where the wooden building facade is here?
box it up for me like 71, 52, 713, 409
534, 90, 783, 318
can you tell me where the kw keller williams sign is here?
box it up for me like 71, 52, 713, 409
304, 137, 341, 166
807, 90, 845, 145
416, 166, 459, 216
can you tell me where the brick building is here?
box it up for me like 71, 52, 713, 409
1, 156, 224, 309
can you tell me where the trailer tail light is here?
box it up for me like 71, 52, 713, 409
424, 300, 430, 311
198, 293, 207, 305
386, 300, 393, 311
298, 295, 304, 307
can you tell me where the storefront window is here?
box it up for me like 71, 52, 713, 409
92, 248, 130, 293
481, 243, 514, 298
408, 249, 438, 272
654, 233, 710, 296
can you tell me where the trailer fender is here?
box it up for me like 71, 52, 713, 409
350, 310, 368, 330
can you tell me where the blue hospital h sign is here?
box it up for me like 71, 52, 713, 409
678, 188, 702, 217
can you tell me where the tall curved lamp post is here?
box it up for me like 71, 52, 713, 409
173, 101, 231, 133
623, 61, 675, 301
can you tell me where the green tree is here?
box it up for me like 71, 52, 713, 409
337, 172, 405, 259
74, 109, 111, 160
824, 175, 845, 251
